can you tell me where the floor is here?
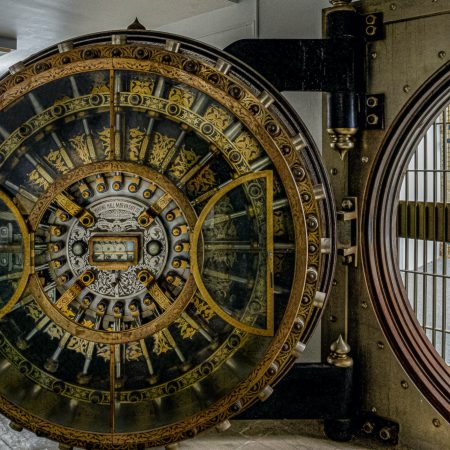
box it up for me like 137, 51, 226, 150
0, 416, 390, 450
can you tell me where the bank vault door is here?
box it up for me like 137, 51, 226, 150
0, 23, 337, 449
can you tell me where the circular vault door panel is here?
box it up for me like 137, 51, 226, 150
0, 30, 336, 449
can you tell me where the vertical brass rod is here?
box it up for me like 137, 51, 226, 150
110, 344, 116, 434
109, 69, 116, 161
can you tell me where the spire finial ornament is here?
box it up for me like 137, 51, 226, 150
328, 128, 357, 160
327, 334, 354, 367
127, 18, 146, 30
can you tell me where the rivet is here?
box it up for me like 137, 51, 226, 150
377, 341, 385, 349
371, 406, 377, 413
366, 96, 378, 108
432, 418, 441, 427
366, 26, 376, 36
362, 421, 375, 434
267, 362, 279, 376
306, 215, 319, 231
361, 156, 369, 163
293, 318, 305, 331
308, 243, 318, 253
306, 266, 318, 283
365, 15, 377, 25
332, 279, 338, 286
330, 168, 338, 175
370, 51, 377, 59
403, 84, 410, 93
362, 301, 368, 309
400, 380, 409, 389
438, 50, 446, 59
329, 315, 337, 322
367, 113, 379, 125
341, 198, 354, 211
390, 3, 397, 10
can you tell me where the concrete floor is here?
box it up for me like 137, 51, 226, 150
0, 416, 391, 450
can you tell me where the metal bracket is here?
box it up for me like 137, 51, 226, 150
363, 94, 385, 129
363, 12, 384, 42
224, 38, 362, 93
337, 197, 358, 267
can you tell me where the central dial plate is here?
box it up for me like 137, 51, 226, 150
28, 162, 198, 344
68, 195, 168, 298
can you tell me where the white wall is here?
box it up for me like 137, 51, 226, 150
158, 0, 257, 47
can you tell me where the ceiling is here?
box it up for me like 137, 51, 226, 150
0, 0, 240, 74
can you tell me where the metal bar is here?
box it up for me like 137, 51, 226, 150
423, 325, 450, 333
423, 130, 428, 331
442, 106, 448, 359
414, 142, 418, 314
110, 344, 116, 434
399, 269, 449, 280
405, 153, 410, 298
109, 70, 116, 160
432, 116, 438, 347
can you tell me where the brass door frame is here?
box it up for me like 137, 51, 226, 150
322, 0, 450, 447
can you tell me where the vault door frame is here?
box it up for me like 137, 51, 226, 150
324, 1, 450, 448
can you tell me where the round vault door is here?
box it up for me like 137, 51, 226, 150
0, 30, 335, 449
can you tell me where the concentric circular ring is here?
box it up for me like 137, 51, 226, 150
28, 161, 198, 344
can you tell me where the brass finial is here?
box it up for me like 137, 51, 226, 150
327, 128, 357, 160
127, 17, 146, 30
327, 334, 353, 367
